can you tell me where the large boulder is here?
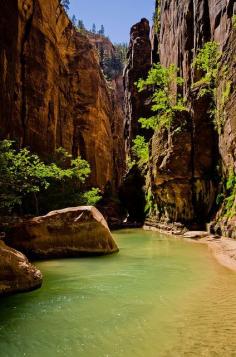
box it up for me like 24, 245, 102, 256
5, 207, 119, 259
0, 241, 42, 296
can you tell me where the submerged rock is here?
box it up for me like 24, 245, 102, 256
6, 207, 119, 259
0, 241, 42, 297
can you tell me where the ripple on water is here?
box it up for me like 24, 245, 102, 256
0, 229, 236, 357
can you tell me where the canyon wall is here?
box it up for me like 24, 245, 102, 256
124, 19, 152, 155
0, 0, 125, 190
124, 1, 236, 233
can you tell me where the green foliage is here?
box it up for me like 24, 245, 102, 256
0, 140, 100, 215
192, 41, 221, 88
76, 19, 86, 33
127, 157, 136, 170
153, 7, 161, 34
217, 170, 236, 219
0, 140, 55, 213
222, 81, 232, 104
98, 25, 105, 36
145, 188, 157, 215
132, 136, 149, 166
232, 15, 236, 29
80, 188, 102, 206
224, 171, 236, 218
215, 80, 232, 132
136, 63, 186, 131
192, 42, 225, 133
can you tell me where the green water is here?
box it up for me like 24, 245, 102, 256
1, 229, 236, 357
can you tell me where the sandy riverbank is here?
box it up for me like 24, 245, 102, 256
143, 225, 236, 272
193, 236, 236, 272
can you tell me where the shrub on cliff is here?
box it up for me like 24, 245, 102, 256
0, 141, 101, 215
192, 41, 221, 95
132, 136, 149, 166
136, 63, 186, 131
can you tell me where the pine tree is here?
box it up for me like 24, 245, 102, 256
92, 24, 96, 34
60, 0, 70, 11
72, 15, 77, 26
78, 19, 85, 30
98, 25, 105, 36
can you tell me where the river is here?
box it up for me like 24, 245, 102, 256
1, 229, 236, 356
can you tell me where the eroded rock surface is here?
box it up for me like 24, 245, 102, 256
6, 207, 119, 259
151, 0, 235, 227
124, 2, 236, 234
0, 0, 125, 190
0, 241, 42, 296
124, 18, 152, 154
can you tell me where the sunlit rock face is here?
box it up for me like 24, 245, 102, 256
5, 206, 119, 259
0, 240, 42, 296
0, 0, 125, 191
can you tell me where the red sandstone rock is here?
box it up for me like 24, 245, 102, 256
0, 0, 125, 191
0, 240, 42, 296
5, 206, 119, 259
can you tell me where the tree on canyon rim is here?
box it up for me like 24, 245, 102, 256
60, 0, 70, 11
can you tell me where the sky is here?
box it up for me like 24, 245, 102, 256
68, 0, 155, 44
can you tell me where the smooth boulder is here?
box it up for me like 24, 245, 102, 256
0, 241, 42, 296
6, 206, 119, 259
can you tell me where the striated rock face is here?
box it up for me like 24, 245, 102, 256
0, 240, 42, 296
0, 0, 125, 190
5, 206, 119, 259
124, 18, 152, 154
158, 0, 234, 92
152, 0, 236, 230
124, 1, 236, 232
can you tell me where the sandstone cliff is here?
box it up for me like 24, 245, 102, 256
124, 18, 152, 155
124, 1, 236, 234
0, 0, 125, 191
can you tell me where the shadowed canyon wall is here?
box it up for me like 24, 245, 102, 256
124, 0, 236, 234
0, 0, 125, 190
124, 18, 152, 155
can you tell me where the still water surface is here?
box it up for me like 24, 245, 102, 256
1, 229, 236, 357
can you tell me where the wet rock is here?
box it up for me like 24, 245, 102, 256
0, 241, 42, 297
6, 207, 119, 259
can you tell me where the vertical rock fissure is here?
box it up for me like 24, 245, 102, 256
20, 0, 35, 147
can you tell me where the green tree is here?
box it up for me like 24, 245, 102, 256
98, 25, 105, 36
132, 136, 149, 166
72, 15, 77, 26
0, 141, 101, 215
192, 41, 221, 88
77, 19, 85, 30
92, 23, 96, 34
136, 63, 186, 131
